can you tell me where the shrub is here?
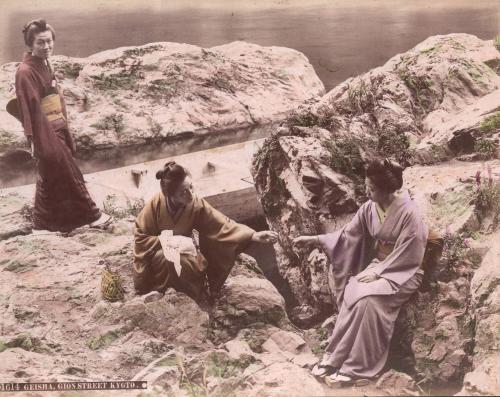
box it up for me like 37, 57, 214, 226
474, 139, 497, 160
91, 113, 125, 134
91, 72, 138, 91
479, 112, 500, 134
474, 167, 500, 229
102, 195, 144, 219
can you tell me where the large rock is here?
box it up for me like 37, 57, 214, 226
252, 34, 500, 320
0, 41, 324, 163
458, 231, 500, 396
251, 33, 500, 391
208, 254, 290, 343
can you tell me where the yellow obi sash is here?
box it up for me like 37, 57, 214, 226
41, 93, 66, 130
6, 93, 66, 130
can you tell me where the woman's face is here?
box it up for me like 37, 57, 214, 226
170, 176, 194, 206
365, 177, 387, 203
30, 30, 54, 59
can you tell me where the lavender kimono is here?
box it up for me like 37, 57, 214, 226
318, 191, 428, 378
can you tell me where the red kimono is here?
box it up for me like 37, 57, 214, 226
15, 52, 100, 231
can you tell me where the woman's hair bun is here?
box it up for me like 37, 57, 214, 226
155, 170, 164, 180
156, 161, 191, 194
366, 157, 404, 193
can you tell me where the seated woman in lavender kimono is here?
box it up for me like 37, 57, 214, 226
293, 159, 427, 386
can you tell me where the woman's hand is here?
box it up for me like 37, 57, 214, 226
27, 138, 35, 158
355, 271, 379, 283
251, 231, 278, 244
292, 235, 320, 248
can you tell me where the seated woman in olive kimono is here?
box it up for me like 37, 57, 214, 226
133, 161, 277, 301
294, 159, 427, 386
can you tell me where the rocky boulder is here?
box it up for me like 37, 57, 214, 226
457, 230, 500, 396
0, 41, 324, 163
252, 33, 500, 319
251, 32, 500, 392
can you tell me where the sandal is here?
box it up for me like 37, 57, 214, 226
311, 363, 336, 378
325, 372, 354, 388
325, 372, 371, 388
89, 213, 112, 228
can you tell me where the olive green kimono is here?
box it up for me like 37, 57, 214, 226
133, 192, 255, 300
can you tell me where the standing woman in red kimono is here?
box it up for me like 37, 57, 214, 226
13, 19, 110, 232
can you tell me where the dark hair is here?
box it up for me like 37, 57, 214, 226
156, 161, 190, 194
365, 158, 404, 193
23, 19, 56, 47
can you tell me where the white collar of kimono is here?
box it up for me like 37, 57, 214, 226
374, 190, 410, 223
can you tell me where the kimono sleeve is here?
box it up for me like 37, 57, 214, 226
195, 197, 255, 247
372, 208, 428, 286
133, 196, 162, 265
15, 67, 40, 138
318, 201, 372, 269
194, 196, 255, 292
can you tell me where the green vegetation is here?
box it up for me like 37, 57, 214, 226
112, 97, 129, 110
19, 204, 34, 224
322, 135, 366, 197
91, 113, 125, 134
397, 68, 434, 112
241, 259, 264, 276
87, 330, 121, 350
377, 128, 413, 166
57, 62, 83, 79
285, 108, 320, 128
447, 38, 466, 51
252, 135, 280, 171
316, 327, 328, 341
474, 138, 497, 160
285, 105, 341, 131
494, 35, 500, 52
2, 334, 46, 353
157, 356, 178, 367
480, 112, 500, 134
430, 189, 472, 228
0, 129, 18, 150
484, 58, 500, 76
440, 232, 472, 274
91, 72, 139, 91
102, 194, 144, 219
241, 328, 268, 353
123, 44, 162, 58
474, 172, 500, 230
148, 117, 163, 137
145, 78, 179, 102
176, 351, 257, 397
347, 79, 376, 115
204, 71, 235, 93
420, 44, 443, 55
205, 352, 255, 379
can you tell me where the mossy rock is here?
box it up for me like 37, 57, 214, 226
87, 330, 121, 350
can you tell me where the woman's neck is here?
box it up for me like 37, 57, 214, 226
378, 193, 396, 211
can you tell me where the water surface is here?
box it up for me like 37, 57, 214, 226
2, 0, 498, 91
